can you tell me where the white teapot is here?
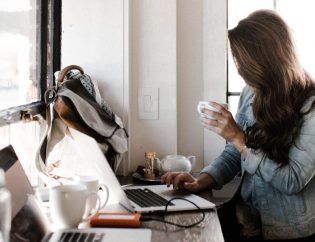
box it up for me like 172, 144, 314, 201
156, 155, 196, 173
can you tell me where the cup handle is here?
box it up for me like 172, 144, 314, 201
98, 184, 109, 209
82, 191, 101, 221
187, 155, 196, 170
197, 103, 203, 115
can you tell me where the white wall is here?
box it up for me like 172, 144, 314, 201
61, 0, 227, 174
177, 0, 204, 171
203, 0, 227, 165
62, 0, 125, 119
129, 0, 177, 172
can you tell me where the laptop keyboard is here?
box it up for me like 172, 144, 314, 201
125, 188, 174, 208
59, 232, 104, 242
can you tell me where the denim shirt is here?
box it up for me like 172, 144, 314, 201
201, 85, 315, 240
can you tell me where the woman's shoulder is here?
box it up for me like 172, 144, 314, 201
239, 85, 254, 102
238, 85, 254, 111
301, 96, 315, 129
236, 86, 255, 126
302, 96, 315, 115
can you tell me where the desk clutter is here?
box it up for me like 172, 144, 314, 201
0, 145, 152, 242
143, 151, 196, 176
133, 151, 197, 183
0, 145, 226, 242
133, 165, 161, 183
90, 212, 141, 228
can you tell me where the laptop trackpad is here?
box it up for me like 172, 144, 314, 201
160, 188, 192, 197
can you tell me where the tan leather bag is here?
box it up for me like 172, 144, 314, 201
35, 65, 128, 186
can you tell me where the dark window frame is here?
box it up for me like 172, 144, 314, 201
0, 0, 61, 127
226, 0, 241, 100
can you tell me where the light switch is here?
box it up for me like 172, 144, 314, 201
138, 87, 159, 119
143, 95, 152, 112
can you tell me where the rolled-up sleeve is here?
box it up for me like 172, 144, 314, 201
201, 143, 242, 188
242, 148, 265, 174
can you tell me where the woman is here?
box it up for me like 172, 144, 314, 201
161, 10, 315, 241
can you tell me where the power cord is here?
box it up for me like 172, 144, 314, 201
140, 197, 206, 229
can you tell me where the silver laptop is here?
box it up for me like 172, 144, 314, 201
0, 145, 151, 242
66, 128, 216, 214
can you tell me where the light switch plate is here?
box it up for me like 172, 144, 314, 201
138, 87, 159, 119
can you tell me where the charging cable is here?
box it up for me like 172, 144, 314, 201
140, 197, 206, 229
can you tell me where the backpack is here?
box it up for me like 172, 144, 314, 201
35, 65, 128, 186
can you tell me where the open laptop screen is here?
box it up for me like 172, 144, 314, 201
0, 145, 153, 242
0, 145, 50, 242
0, 145, 33, 218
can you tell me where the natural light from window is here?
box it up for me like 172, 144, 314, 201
0, 0, 38, 111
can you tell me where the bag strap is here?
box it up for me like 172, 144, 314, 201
35, 65, 85, 186
55, 65, 84, 84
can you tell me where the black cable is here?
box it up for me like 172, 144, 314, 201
140, 197, 206, 229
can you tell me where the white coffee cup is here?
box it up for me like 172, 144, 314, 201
197, 101, 228, 119
49, 184, 101, 229
72, 175, 109, 215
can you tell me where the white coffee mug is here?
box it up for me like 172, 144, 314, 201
197, 101, 228, 119
49, 184, 101, 229
72, 175, 109, 215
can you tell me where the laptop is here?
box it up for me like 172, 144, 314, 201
59, 128, 216, 214
0, 145, 152, 242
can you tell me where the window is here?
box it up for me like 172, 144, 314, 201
0, 0, 61, 124
0, 0, 61, 184
0, 1, 39, 110
227, 0, 315, 116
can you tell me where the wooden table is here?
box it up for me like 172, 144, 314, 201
117, 175, 241, 242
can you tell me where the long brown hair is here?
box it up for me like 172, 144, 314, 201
228, 10, 315, 165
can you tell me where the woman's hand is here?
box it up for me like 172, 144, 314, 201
161, 172, 215, 193
201, 101, 245, 148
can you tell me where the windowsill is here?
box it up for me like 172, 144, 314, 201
0, 101, 46, 127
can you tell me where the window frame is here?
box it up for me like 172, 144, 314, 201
226, 0, 241, 104
0, 0, 61, 126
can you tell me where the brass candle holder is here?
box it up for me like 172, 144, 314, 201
144, 151, 157, 179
